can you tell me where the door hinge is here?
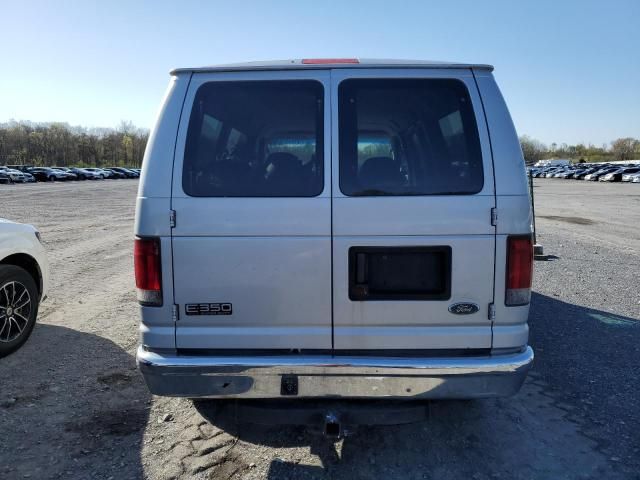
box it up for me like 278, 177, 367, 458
169, 210, 176, 228
490, 207, 498, 226
172, 304, 179, 322
488, 303, 496, 321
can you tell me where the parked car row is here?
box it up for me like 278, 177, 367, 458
0, 166, 140, 184
528, 163, 640, 183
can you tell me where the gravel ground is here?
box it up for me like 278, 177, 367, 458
0, 178, 638, 479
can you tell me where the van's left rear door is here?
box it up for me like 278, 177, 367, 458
171, 70, 332, 350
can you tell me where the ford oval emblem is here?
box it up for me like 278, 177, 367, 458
448, 302, 479, 315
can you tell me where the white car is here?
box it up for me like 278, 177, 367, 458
83, 168, 110, 179
0, 219, 49, 357
135, 59, 534, 429
0, 167, 27, 183
622, 172, 640, 182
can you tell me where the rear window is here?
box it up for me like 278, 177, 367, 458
182, 80, 324, 197
338, 79, 483, 196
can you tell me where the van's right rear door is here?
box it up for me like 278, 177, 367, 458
331, 68, 496, 351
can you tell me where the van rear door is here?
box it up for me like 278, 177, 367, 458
331, 69, 496, 350
171, 71, 331, 349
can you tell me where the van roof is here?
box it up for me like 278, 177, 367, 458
170, 59, 494, 75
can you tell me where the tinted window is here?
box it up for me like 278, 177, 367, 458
183, 81, 324, 197
339, 79, 483, 196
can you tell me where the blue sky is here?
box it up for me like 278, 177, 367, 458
0, 0, 638, 145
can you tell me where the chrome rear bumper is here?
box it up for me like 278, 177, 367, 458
137, 346, 533, 399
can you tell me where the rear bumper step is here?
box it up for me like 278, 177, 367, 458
137, 346, 533, 399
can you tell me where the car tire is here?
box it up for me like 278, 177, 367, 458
48, 176, 55, 182
0, 265, 39, 358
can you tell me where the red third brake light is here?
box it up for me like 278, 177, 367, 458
301, 58, 359, 64
505, 235, 533, 306
134, 237, 162, 306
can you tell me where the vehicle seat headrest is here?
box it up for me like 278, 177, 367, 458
359, 156, 404, 190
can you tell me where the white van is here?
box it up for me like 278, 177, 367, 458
135, 59, 533, 409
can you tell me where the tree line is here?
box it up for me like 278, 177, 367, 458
0, 120, 149, 168
520, 135, 640, 165
1, 119, 637, 169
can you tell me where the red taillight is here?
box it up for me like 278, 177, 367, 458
134, 237, 162, 306
505, 235, 533, 306
301, 58, 359, 64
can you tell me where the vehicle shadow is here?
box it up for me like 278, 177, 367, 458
194, 398, 489, 479
0, 323, 149, 480
528, 291, 640, 474
191, 291, 638, 479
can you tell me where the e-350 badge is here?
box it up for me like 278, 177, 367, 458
185, 303, 232, 316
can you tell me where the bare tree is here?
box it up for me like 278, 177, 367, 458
611, 137, 640, 161
519, 135, 547, 165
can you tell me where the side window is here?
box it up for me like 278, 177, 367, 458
339, 78, 484, 196
183, 80, 324, 197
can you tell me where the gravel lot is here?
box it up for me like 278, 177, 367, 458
0, 179, 638, 479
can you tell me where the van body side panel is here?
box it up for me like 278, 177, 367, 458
495, 195, 532, 235
137, 75, 191, 201
493, 322, 529, 348
474, 70, 532, 345
330, 69, 495, 350
170, 70, 332, 350
136, 75, 191, 349
472, 70, 528, 197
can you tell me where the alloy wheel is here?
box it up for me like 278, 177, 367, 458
0, 280, 33, 343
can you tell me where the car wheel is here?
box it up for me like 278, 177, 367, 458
0, 265, 39, 358
48, 176, 55, 182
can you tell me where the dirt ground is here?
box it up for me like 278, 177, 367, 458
0, 179, 638, 479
